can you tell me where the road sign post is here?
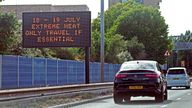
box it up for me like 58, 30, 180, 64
164, 50, 170, 70
100, 0, 105, 82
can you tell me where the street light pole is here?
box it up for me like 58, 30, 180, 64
100, 0, 105, 82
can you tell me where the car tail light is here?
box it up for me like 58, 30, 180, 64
144, 74, 159, 78
115, 74, 128, 79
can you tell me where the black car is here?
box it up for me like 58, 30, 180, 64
113, 60, 167, 103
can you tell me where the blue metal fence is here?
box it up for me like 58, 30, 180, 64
2, 55, 18, 89
19, 56, 33, 88
0, 55, 120, 89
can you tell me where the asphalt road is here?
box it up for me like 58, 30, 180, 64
73, 87, 192, 108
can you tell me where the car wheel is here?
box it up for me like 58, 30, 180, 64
186, 86, 190, 89
164, 89, 168, 100
155, 89, 164, 102
124, 96, 131, 102
113, 93, 123, 104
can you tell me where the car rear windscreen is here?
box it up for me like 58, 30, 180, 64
121, 63, 155, 71
168, 69, 185, 74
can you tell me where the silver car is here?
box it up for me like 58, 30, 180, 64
166, 67, 190, 89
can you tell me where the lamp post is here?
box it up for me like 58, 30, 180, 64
100, 0, 105, 82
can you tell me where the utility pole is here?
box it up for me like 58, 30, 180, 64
100, 0, 105, 82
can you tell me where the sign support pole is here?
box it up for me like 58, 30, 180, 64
164, 50, 170, 70
85, 47, 90, 84
100, 0, 105, 82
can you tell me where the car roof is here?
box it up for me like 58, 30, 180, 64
122, 60, 157, 65
168, 67, 186, 70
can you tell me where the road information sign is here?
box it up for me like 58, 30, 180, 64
22, 11, 91, 48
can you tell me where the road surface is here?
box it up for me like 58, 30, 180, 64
73, 87, 192, 108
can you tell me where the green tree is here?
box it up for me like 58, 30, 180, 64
91, 27, 101, 62
105, 34, 126, 63
99, 0, 139, 32
91, 18, 126, 63
179, 30, 192, 42
0, 13, 20, 54
92, 0, 170, 63
126, 37, 145, 59
110, 1, 170, 63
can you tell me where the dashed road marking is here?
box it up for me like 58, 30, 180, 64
187, 93, 191, 95
161, 105, 168, 107
176, 98, 181, 100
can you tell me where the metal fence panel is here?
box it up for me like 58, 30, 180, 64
104, 63, 110, 82
115, 64, 120, 73
47, 59, 57, 86
90, 62, 95, 83
97, 63, 101, 82
2, 55, 18, 89
90, 62, 100, 83
19, 56, 33, 88
34, 57, 46, 87
109, 64, 115, 81
76, 61, 85, 84
58, 60, 68, 85
67, 60, 77, 84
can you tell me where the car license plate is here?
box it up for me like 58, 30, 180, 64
173, 78, 179, 80
129, 86, 143, 89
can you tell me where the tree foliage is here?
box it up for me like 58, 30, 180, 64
92, 0, 170, 63
105, 34, 126, 63
92, 19, 126, 63
126, 37, 145, 59
0, 13, 21, 54
179, 30, 192, 42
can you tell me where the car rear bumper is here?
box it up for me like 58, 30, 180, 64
167, 80, 190, 87
114, 84, 162, 96
114, 89, 160, 97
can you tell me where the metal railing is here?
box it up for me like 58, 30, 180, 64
0, 82, 113, 102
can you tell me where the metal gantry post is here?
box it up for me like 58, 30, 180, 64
17, 56, 19, 88
0, 55, 2, 89
57, 59, 59, 85
67, 60, 68, 84
45, 58, 47, 86
85, 47, 90, 84
32, 58, 34, 87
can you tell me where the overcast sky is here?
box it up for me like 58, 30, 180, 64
160, 0, 192, 36
1, 0, 192, 36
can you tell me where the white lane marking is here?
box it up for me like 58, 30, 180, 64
187, 93, 191, 95
161, 105, 168, 107
176, 98, 181, 100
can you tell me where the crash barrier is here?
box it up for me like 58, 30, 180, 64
0, 55, 120, 89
